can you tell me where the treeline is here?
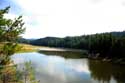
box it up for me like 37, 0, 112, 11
20, 31, 125, 59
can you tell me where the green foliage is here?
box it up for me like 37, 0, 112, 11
0, 6, 25, 65
0, 9, 25, 41
0, 6, 28, 83
0, 6, 39, 83
29, 31, 125, 59
22, 61, 40, 83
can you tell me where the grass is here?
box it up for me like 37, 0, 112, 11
0, 43, 41, 53
16, 43, 41, 53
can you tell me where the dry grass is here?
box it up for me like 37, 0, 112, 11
17, 43, 41, 52
0, 43, 41, 53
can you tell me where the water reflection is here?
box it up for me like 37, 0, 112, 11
88, 60, 125, 83
38, 50, 86, 58
11, 52, 125, 83
12, 52, 92, 83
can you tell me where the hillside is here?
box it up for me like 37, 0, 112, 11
17, 31, 125, 61
24, 31, 125, 48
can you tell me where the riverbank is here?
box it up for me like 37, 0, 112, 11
0, 43, 40, 52
17, 44, 41, 52
88, 54, 125, 64
17, 44, 86, 53
13, 43, 125, 64
39, 47, 84, 52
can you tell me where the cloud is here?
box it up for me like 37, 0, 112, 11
122, 1, 125, 6
4, 13, 17, 19
89, 0, 103, 3
6, 0, 125, 38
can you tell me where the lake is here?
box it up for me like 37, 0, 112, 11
11, 51, 125, 83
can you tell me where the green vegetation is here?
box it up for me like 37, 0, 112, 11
22, 61, 40, 83
0, 7, 39, 83
0, 6, 25, 65
25, 31, 125, 62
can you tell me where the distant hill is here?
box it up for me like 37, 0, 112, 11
17, 38, 30, 44
19, 31, 125, 48
110, 31, 125, 37
18, 31, 125, 60
30, 37, 63, 47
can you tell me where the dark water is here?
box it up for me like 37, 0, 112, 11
11, 51, 125, 83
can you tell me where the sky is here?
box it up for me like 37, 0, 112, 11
0, 0, 125, 38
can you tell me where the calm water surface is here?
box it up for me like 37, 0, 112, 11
11, 51, 125, 83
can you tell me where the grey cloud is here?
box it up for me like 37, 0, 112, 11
122, 1, 125, 6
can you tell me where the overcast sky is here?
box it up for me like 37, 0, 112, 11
1, 0, 125, 38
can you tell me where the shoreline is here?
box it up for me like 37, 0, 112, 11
39, 47, 85, 52
88, 56, 125, 64
17, 44, 125, 64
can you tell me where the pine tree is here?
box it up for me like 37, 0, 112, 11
0, 6, 25, 83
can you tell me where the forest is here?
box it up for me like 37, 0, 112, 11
19, 31, 125, 61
